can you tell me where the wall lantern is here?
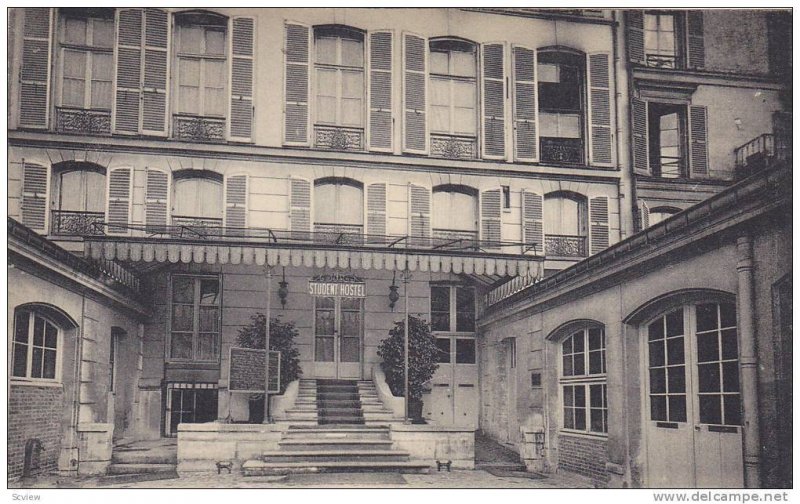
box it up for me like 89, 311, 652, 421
277, 267, 289, 308
388, 272, 400, 311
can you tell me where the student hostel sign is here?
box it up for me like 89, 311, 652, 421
308, 273, 366, 298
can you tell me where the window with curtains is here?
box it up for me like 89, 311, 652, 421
538, 50, 585, 165
560, 326, 607, 434
432, 185, 478, 242
644, 12, 682, 69
544, 192, 588, 258
11, 309, 61, 382
313, 26, 365, 150
170, 275, 221, 361
172, 171, 223, 231
429, 39, 478, 159
50, 163, 106, 236
56, 8, 114, 134
313, 178, 364, 240
648, 103, 688, 178
173, 11, 228, 141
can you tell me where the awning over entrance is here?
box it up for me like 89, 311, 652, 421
85, 239, 543, 278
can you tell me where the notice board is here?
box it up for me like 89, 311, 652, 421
228, 347, 281, 393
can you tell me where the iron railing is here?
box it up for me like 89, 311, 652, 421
314, 223, 364, 245
314, 125, 365, 151
50, 210, 106, 236
170, 216, 224, 238
540, 137, 584, 164
733, 133, 791, 179
55, 107, 112, 136
485, 274, 540, 307
646, 54, 678, 69
544, 234, 587, 258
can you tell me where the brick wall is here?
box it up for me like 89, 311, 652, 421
8, 385, 65, 480
558, 434, 608, 486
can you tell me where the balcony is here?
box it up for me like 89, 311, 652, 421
432, 228, 480, 249
50, 210, 106, 236
55, 107, 112, 136
314, 223, 364, 245
172, 115, 226, 143
645, 54, 678, 69
314, 125, 365, 152
430, 134, 478, 160
734, 133, 791, 179
544, 234, 587, 258
171, 216, 224, 238
540, 137, 584, 165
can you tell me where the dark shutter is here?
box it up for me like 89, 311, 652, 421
107, 168, 132, 235
626, 10, 645, 65
142, 9, 169, 135
482, 43, 506, 159
589, 196, 610, 255
686, 11, 705, 70
403, 33, 427, 153
513, 46, 537, 162
366, 183, 387, 242
21, 162, 48, 231
145, 169, 169, 231
230, 17, 255, 142
290, 178, 311, 238
19, 8, 52, 129
521, 190, 543, 256
632, 98, 649, 175
115, 8, 143, 134
638, 200, 650, 231
225, 175, 248, 235
408, 184, 430, 246
689, 105, 708, 177
588, 53, 612, 166
284, 23, 310, 145
369, 31, 393, 151
481, 189, 502, 250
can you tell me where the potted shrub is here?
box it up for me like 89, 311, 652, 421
377, 316, 439, 423
236, 314, 302, 423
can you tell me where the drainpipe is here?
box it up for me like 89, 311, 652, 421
736, 234, 760, 487
68, 294, 86, 474
613, 9, 635, 239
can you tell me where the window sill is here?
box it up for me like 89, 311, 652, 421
9, 378, 63, 388
559, 429, 608, 440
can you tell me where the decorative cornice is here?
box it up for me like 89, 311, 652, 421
632, 66, 784, 91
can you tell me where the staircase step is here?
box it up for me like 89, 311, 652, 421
242, 460, 430, 476
97, 471, 179, 486
262, 450, 409, 463
111, 451, 177, 464
279, 439, 393, 450
106, 463, 177, 475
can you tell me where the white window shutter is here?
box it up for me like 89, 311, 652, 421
21, 162, 49, 232
141, 9, 170, 136
481, 189, 502, 251
689, 105, 709, 178
289, 177, 311, 238
638, 200, 650, 231
225, 174, 248, 235
589, 196, 610, 255
482, 43, 506, 159
145, 169, 169, 231
284, 22, 310, 145
19, 8, 52, 129
368, 31, 393, 152
512, 46, 538, 162
408, 184, 430, 246
402, 32, 427, 154
107, 167, 133, 235
632, 97, 650, 175
114, 8, 144, 134
626, 10, 645, 65
686, 11, 705, 70
588, 53, 613, 167
521, 190, 544, 256
366, 183, 387, 242
229, 17, 255, 142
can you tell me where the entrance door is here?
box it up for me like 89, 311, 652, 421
165, 385, 218, 437
314, 297, 363, 379
644, 303, 744, 488
425, 335, 478, 428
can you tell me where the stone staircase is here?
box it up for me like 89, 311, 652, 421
280, 379, 319, 424
100, 439, 178, 484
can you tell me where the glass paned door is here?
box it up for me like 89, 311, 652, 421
314, 297, 363, 379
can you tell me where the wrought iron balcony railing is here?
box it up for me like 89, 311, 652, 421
432, 228, 480, 249
540, 137, 584, 165
314, 125, 365, 152
50, 210, 106, 236
430, 134, 478, 160
645, 54, 678, 69
171, 216, 224, 238
55, 107, 112, 136
172, 115, 226, 143
314, 223, 364, 245
544, 234, 587, 258
734, 133, 790, 179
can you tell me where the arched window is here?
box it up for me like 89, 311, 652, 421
538, 49, 586, 165
172, 171, 223, 229
557, 324, 607, 434
314, 178, 364, 235
432, 185, 478, 240
429, 38, 478, 158
11, 308, 66, 382
544, 191, 588, 258
314, 25, 365, 149
51, 162, 106, 236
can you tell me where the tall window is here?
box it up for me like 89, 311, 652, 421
431, 285, 475, 333
51, 163, 106, 236
172, 171, 223, 227
538, 50, 585, 164
544, 192, 588, 258
313, 178, 364, 235
560, 326, 607, 433
175, 12, 227, 119
314, 26, 365, 134
58, 8, 114, 111
648, 103, 687, 178
170, 275, 220, 361
429, 39, 478, 139
432, 186, 478, 241
12, 310, 60, 382
644, 12, 681, 69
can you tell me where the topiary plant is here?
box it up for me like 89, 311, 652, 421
236, 313, 302, 395
377, 315, 439, 420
